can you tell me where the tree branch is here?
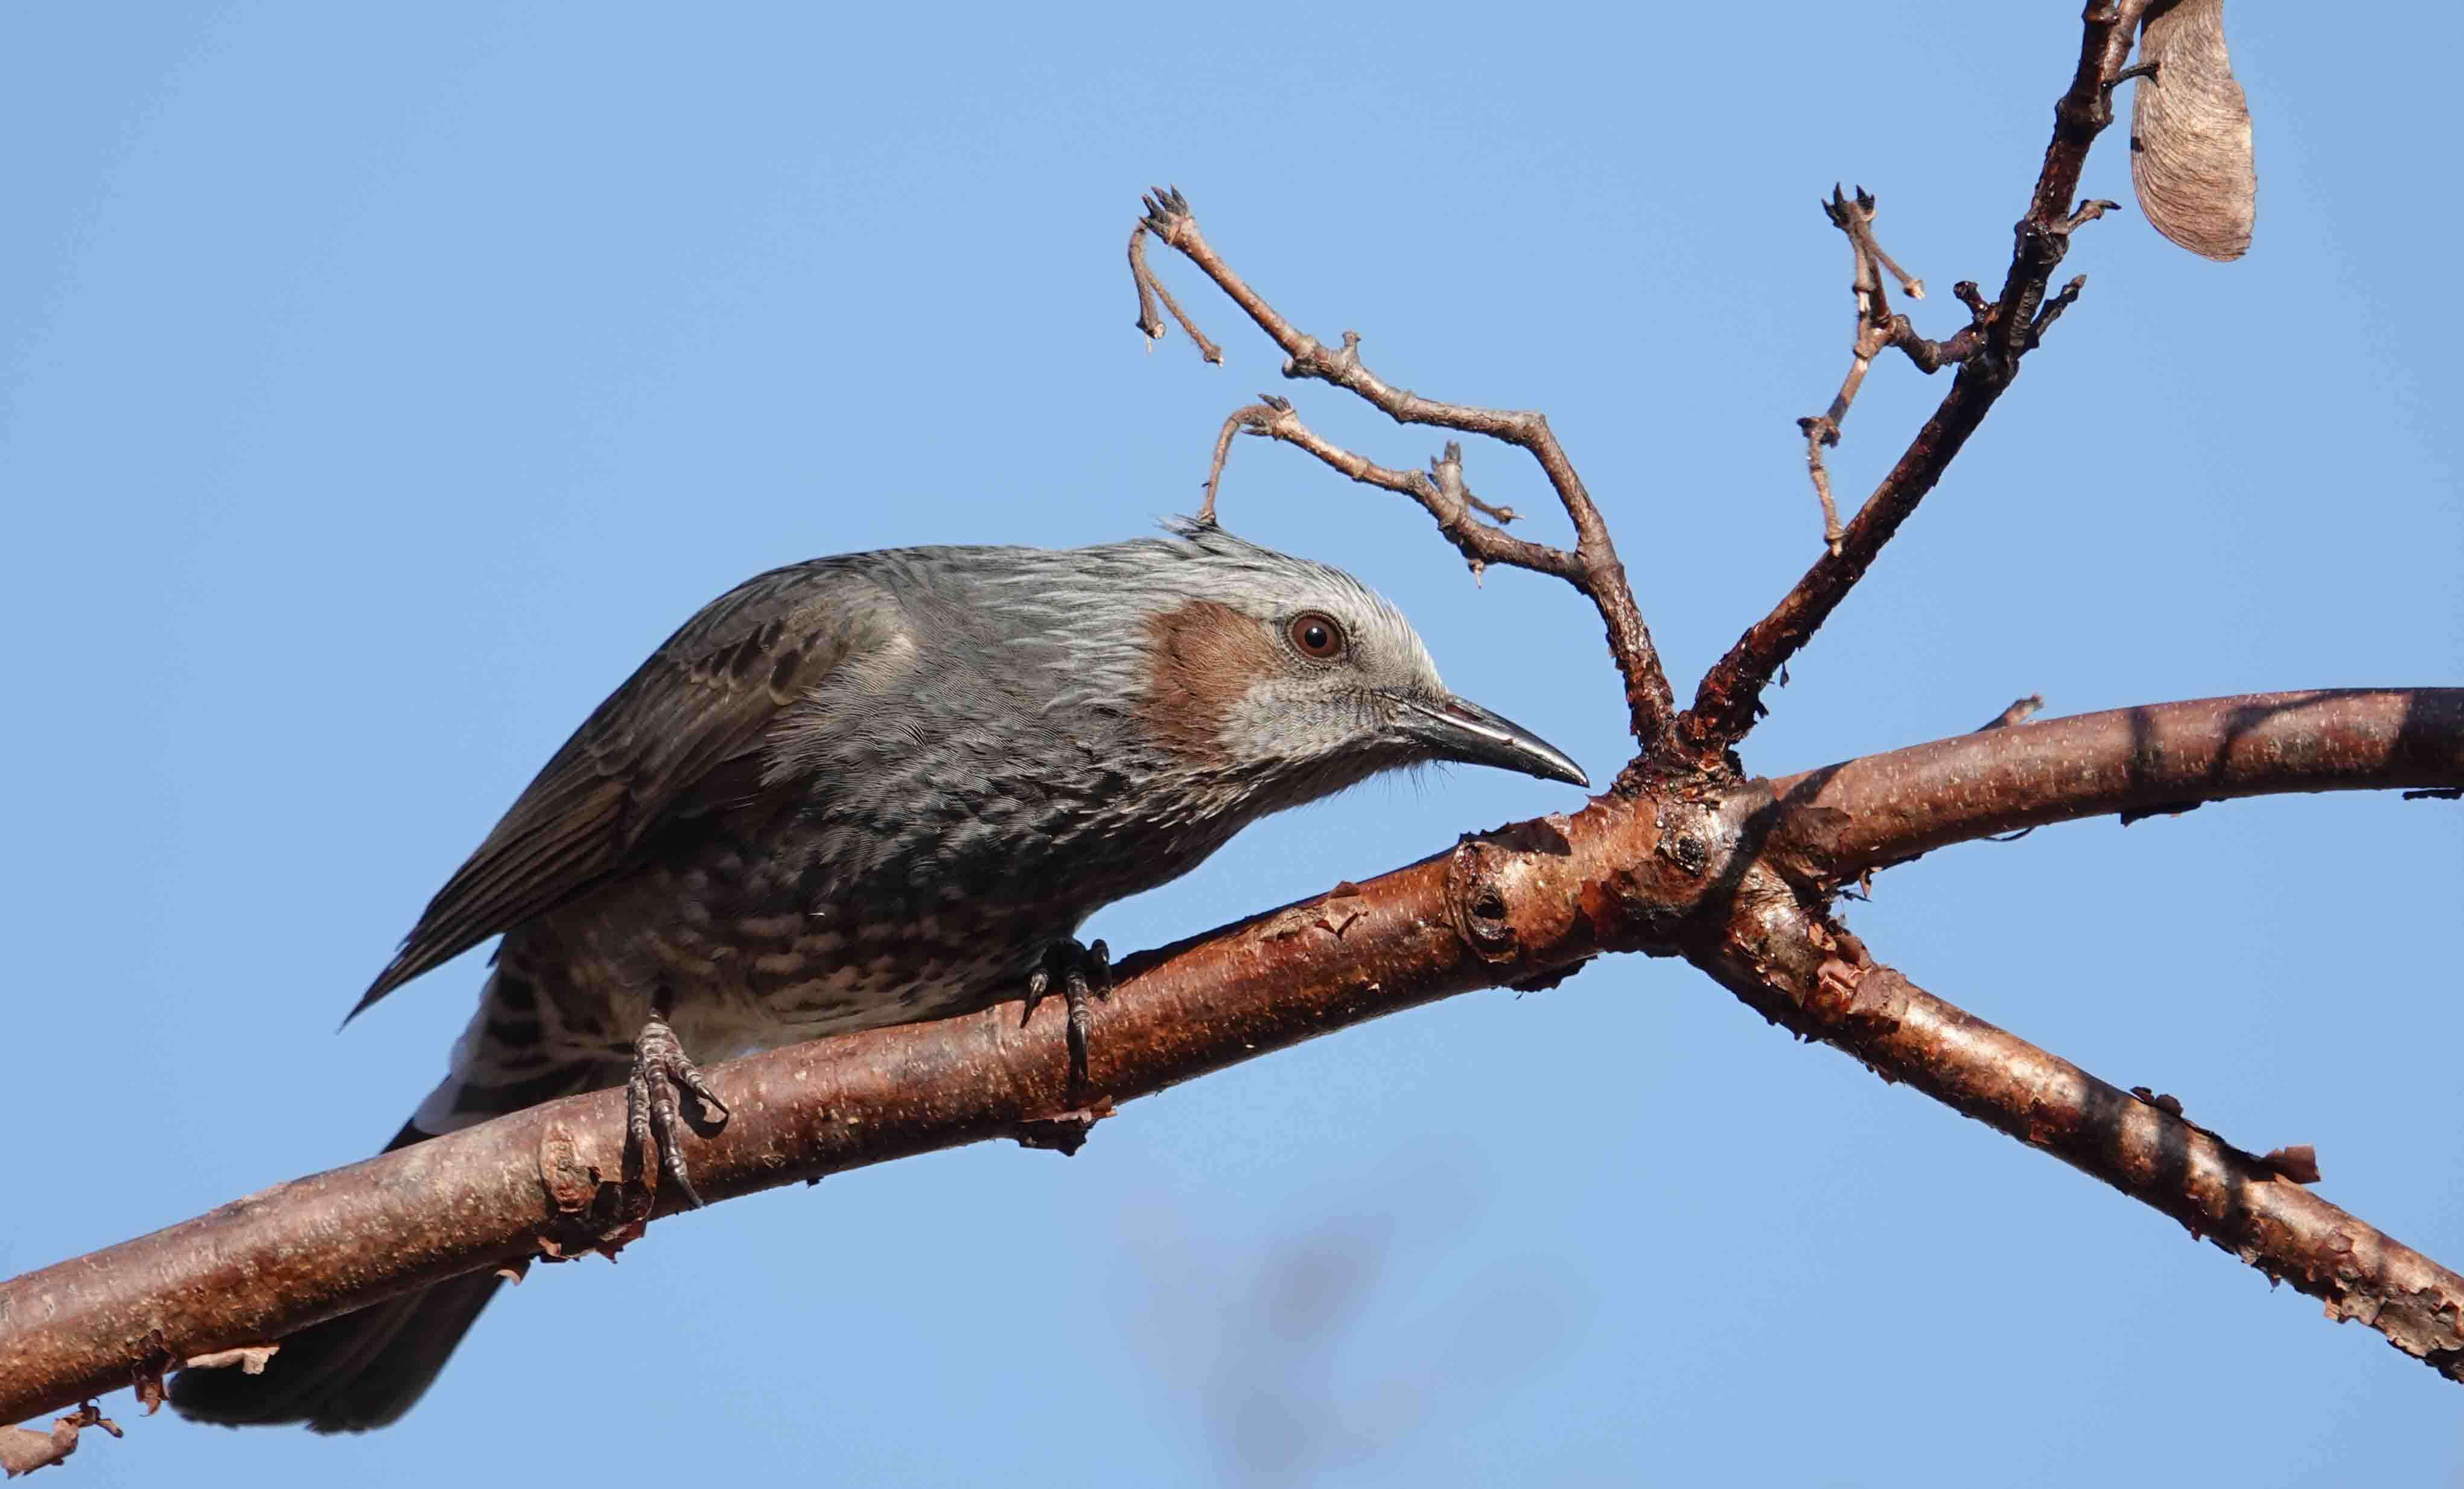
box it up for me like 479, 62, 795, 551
1687, 921, 2464, 1384
1797, 186, 1984, 554
1197, 397, 1567, 586
1125, 219, 1220, 363
1759, 689, 2464, 884
1681, 1, 2142, 759
1127, 187, 1676, 757
9, 687, 2460, 1427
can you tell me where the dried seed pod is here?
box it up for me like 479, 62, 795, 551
2130, 0, 2256, 261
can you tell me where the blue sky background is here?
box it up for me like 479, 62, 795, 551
6, 4, 2460, 1485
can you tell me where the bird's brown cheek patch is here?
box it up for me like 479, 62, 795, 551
1141, 599, 1281, 764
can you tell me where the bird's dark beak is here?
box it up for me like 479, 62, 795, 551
1392, 691, 1590, 789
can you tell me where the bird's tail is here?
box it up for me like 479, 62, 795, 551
172, 976, 624, 1432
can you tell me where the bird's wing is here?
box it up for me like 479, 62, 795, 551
346, 559, 892, 1020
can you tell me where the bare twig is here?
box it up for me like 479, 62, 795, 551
1681, 4, 2141, 760
1125, 212, 1221, 363
2029, 273, 2090, 346
1800, 418, 1847, 553
1867, 237, 1925, 301
1797, 187, 1984, 553
1978, 693, 2045, 731
2108, 58, 2160, 94
1130, 186, 1675, 755
1127, 224, 1164, 344
1197, 401, 1273, 522
1434, 452, 1523, 526
1197, 397, 1571, 585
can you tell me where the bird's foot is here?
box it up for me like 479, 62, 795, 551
625, 1016, 730, 1208
1021, 938, 1112, 1093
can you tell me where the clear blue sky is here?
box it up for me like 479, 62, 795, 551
6, 4, 2459, 1485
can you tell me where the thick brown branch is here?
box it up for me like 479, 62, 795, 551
1, 800, 1648, 1427
1130, 187, 1675, 755
1681, 2, 2137, 759
1760, 689, 2464, 883
1687, 910, 2464, 1385
8, 687, 2460, 1426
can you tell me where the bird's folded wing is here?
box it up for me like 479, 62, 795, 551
346, 559, 890, 1018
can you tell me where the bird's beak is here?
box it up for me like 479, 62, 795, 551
1392, 691, 1590, 789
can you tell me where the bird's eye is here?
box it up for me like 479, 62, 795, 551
1286, 611, 1346, 661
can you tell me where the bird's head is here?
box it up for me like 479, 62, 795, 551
1112, 521, 1588, 808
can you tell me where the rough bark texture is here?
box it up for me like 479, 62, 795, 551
6, 691, 2460, 1426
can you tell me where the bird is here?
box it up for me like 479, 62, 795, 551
169, 517, 1587, 1433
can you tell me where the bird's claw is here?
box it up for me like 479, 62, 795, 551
625, 1016, 729, 1209
1022, 938, 1112, 1093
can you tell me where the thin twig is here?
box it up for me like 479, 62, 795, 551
1197, 402, 1269, 522
1680, 4, 2139, 760
1130, 186, 1675, 757
1805, 186, 1891, 553
1868, 238, 1926, 300
1197, 395, 1577, 585
1127, 224, 1164, 344
1800, 418, 1847, 554
1979, 693, 2045, 731
1798, 188, 1988, 555
1125, 211, 1221, 363
2106, 59, 2160, 97
2029, 274, 2090, 346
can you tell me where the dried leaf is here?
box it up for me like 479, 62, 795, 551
2131, 0, 2256, 260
